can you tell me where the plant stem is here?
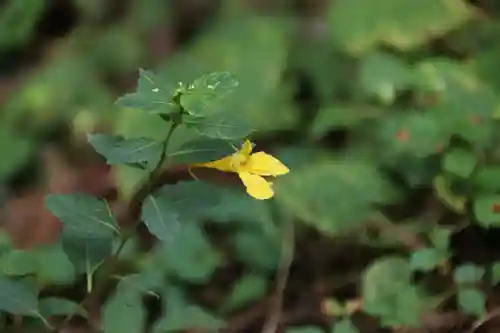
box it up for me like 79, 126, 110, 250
56, 120, 179, 331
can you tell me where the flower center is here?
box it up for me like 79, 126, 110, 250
230, 152, 249, 171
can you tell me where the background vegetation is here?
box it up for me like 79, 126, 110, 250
2, 0, 500, 332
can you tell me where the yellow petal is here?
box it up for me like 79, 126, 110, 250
239, 140, 254, 157
194, 155, 236, 172
244, 152, 290, 176
238, 171, 274, 200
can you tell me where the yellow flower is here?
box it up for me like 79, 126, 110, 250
193, 140, 289, 200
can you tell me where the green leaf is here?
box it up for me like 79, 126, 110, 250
0, 250, 37, 276
429, 226, 452, 251
377, 112, 448, 158
141, 181, 221, 242
141, 194, 180, 242
0, 276, 38, 315
180, 71, 239, 116
222, 272, 268, 311
457, 288, 485, 317
359, 52, 412, 103
39, 298, 86, 318
62, 235, 113, 274
453, 264, 485, 285
233, 229, 281, 271
155, 220, 221, 283
473, 166, 500, 193
102, 290, 145, 333
34, 242, 76, 285
275, 157, 397, 234
168, 138, 236, 164
152, 288, 224, 332
328, 0, 471, 53
433, 175, 466, 214
442, 148, 477, 178
87, 133, 162, 170
116, 269, 164, 296
409, 248, 447, 272
474, 195, 500, 227
491, 261, 500, 285
184, 111, 254, 140
115, 68, 178, 115
332, 318, 359, 333
44, 194, 119, 238
0, 126, 33, 180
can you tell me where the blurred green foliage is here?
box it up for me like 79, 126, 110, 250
2, 0, 500, 332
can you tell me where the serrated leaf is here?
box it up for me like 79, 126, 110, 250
442, 148, 477, 178
39, 297, 87, 318
274, 157, 397, 234
115, 68, 178, 115
457, 288, 485, 317
453, 264, 485, 285
184, 111, 253, 140
44, 194, 119, 238
328, 0, 471, 53
332, 318, 359, 333
474, 195, 500, 227
409, 248, 446, 272
153, 288, 224, 332
87, 133, 162, 170
102, 290, 145, 333
168, 138, 236, 164
180, 72, 239, 116
0, 276, 38, 315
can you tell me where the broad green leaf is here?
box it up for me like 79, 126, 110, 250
474, 195, 500, 227
180, 72, 239, 116
62, 235, 113, 274
429, 226, 452, 250
457, 288, 485, 317
155, 220, 221, 283
359, 52, 412, 103
141, 194, 180, 242
34, 242, 76, 285
309, 105, 384, 139
409, 248, 446, 272
377, 112, 448, 159
184, 111, 254, 140
275, 157, 397, 234
442, 148, 477, 178
115, 68, 178, 115
332, 318, 359, 333
39, 298, 86, 318
473, 166, 500, 193
222, 272, 267, 311
328, 0, 471, 53
44, 194, 119, 238
362, 257, 412, 318
116, 269, 164, 295
453, 264, 484, 285
491, 262, 500, 285
87, 133, 162, 170
0, 250, 37, 276
102, 290, 145, 333
0, 276, 38, 315
168, 138, 236, 164
141, 181, 221, 242
153, 288, 224, 332
433, 175, 466, 214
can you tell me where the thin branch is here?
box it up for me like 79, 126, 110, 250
261, 214, 295, 333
